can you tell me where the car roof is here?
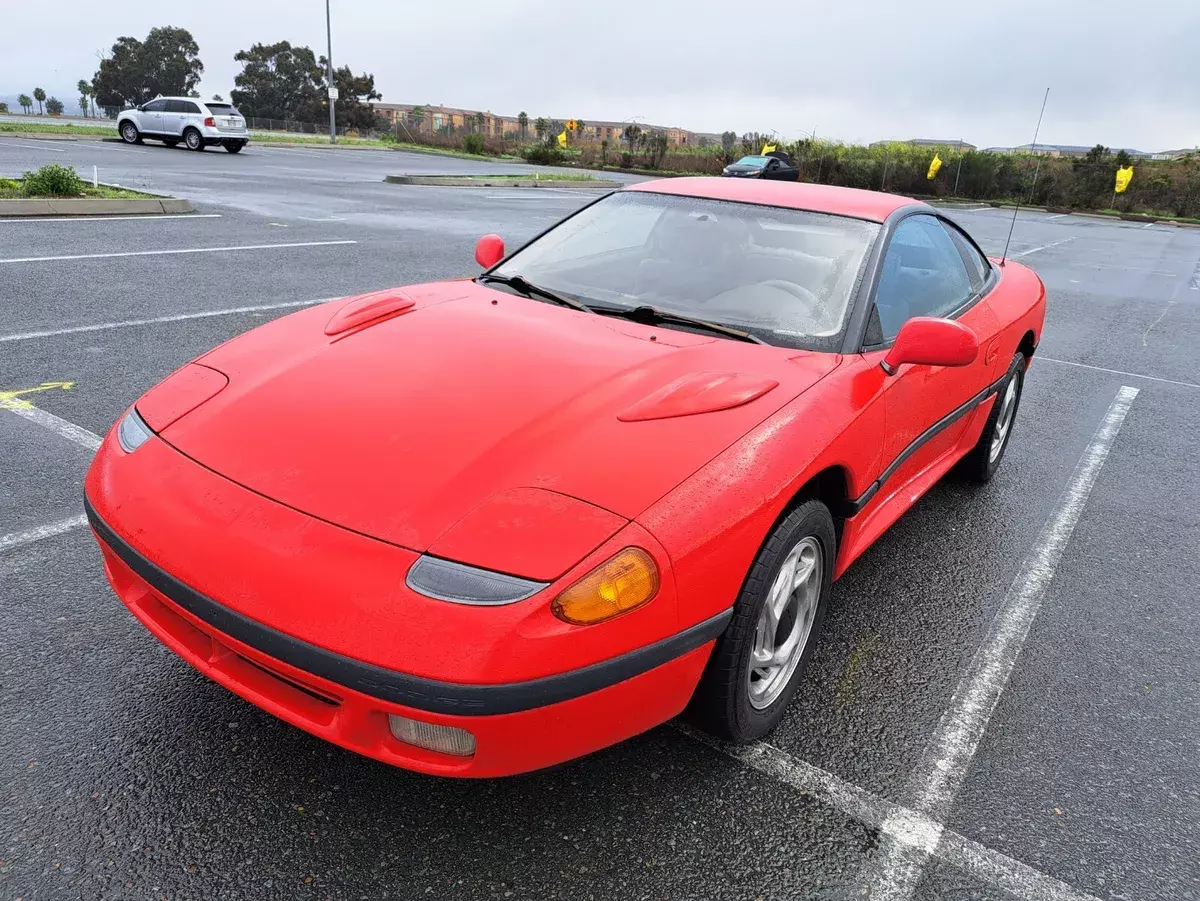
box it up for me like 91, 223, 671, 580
623, 178, 923, 223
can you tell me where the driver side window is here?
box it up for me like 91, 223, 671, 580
868, 215, 975, 344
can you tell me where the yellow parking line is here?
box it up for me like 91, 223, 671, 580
0, 381, 75, 410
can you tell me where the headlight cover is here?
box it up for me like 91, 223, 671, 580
117, 407, 154, 453
405, 555, 547, 605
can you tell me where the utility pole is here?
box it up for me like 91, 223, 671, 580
953, 137, 964, 196
325, 0, 336, 144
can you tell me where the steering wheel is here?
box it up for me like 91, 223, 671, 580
756, 280, 828, 325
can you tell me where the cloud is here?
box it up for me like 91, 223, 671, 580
5, 0, 1197, 150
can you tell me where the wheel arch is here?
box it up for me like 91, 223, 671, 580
1017, 329, 1037, 361
777, 464, 853, 547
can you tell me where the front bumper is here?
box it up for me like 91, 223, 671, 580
84, 430, 727, 776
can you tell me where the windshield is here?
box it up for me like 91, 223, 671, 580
491, 191, 879, 350
734, 156, 771, 168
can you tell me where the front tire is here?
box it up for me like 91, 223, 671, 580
687, 499, 835, 741
184, 128, 205, 151
120, 122, 142, 144
959, 353, 1026, 482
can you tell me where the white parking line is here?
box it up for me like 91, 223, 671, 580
1039, 356, 1200, 390
858, 386, 1139, 901
1045, 213, 1069, 220
0, 213, 222, 224
0, 297, 337, 343
0, 514, 89, 553
0, 240, 357, 265
1011, 237, 1076, 259
681, 728, 1103, 901
0, 139, 66, 152
3, 402, 103, 451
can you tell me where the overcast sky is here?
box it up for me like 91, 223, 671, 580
6, 0, 1198, 151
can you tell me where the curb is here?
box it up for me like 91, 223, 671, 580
386, 146, 524, 162
0, 196, 194, 217
259, 141, 390, 151
384, 174, 618, 188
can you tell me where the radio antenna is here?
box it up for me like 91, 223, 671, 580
1001, 87, 1050, 266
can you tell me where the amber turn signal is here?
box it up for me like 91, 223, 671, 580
552, 548, 660, 625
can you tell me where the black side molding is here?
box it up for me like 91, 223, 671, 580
847, 374, 1007, 514
84, 497, 731, 717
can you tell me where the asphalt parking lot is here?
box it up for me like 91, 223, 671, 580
2, 137, 1197, 901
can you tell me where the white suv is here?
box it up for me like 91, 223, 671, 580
118, 97, 250, 153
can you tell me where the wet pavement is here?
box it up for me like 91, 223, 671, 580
2, 138, 1197, 900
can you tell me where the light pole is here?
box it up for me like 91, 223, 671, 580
325, 0, 336, 144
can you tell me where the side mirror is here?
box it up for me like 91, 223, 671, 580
881, 317, 978, 374
475, 234, 505, 269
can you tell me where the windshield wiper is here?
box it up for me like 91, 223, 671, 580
477, 273, 592, 313
593, 304, 766, 345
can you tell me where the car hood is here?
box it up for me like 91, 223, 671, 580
159, 283, 838, 571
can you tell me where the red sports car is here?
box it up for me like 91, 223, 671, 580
86, 179, 1045, 777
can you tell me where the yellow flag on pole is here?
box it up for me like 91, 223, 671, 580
1115, 165, 1134, 193
557, 130, 568, 149
762, 143, 777, 154
927, 153, 943, 180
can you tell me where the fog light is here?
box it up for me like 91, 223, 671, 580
388, 714, 476, 757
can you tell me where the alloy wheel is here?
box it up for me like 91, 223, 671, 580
989, 376, 1019, 463
747, 535, 823, 709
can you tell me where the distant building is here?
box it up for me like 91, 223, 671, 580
1150, 148, 1195, 160
1009, 143, 1154, 160
375, 102, 694, 146
870, 138, 976, 151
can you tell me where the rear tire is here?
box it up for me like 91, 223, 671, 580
225, 142, 245, 154
959, 353, 1026, 482
184, 128, 204, 151
120, 122, 142, 145
687, 499, 835, 741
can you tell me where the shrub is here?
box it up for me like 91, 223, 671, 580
21, 163, 84, 197
521, 143, 565, 165
462, 133, 485, 155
